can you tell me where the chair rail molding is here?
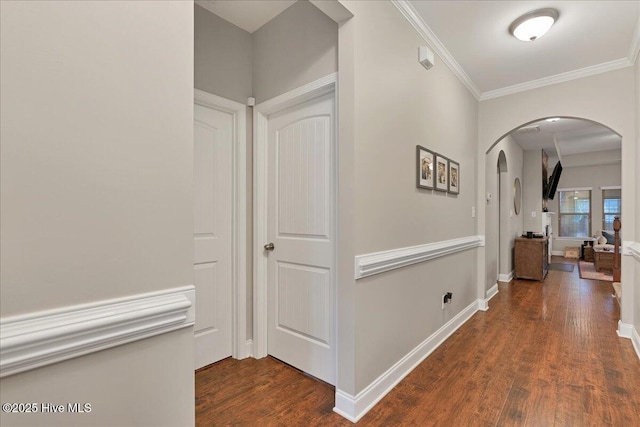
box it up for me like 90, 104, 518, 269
628, 241, 640, 261
0, 286, 195, 378
355, 235, 484, 279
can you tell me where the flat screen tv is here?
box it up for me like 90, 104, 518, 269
545, 161, 562, 200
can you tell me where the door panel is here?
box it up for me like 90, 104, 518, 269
266, 92, 335, 385
194, 102, 232, 369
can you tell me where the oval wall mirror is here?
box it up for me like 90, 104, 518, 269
513, 177, 522, 215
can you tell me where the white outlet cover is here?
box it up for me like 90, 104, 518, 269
531, 211, 537, 217
472, 207, 476, 218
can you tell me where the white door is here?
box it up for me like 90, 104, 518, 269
265, 91, 336, 385
193, 100, 233, 369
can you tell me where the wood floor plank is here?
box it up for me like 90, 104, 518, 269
195, 257, 640, 426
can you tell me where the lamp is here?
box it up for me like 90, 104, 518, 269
509, 8, 559, 42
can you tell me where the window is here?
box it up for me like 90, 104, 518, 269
558, 190, 591, 237
602, 188, 621, 231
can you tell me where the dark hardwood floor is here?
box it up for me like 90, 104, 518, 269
196, 257, 640, 426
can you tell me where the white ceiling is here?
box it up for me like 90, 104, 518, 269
195, 0, 296, 33
196, 1, 634, 158
510, 118, 621, 160
401, 1, 636, 158
404, 1, 640, 99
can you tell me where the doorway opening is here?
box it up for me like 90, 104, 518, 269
485, 116, 623, 319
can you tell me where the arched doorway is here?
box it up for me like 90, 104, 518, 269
484, 116, 622, 308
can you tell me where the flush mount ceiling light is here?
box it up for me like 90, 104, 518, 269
509, 8, 559, 42
546, 117, 561, 122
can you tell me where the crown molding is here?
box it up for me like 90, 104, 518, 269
480, 58, 633, 101
392, 0, 639, 101
390, 0, 482, 100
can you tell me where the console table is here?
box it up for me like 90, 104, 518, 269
515, 236, 549, 281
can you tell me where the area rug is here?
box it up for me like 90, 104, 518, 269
578, 261, 613, 282
549, 263, 574, 272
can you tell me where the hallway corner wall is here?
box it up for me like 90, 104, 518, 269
345, 0, 479, 394
485, 136, 524, 285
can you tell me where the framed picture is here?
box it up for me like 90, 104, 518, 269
435, 154, 448, 192
416, 145, 435, 190
448, 159, 460, 194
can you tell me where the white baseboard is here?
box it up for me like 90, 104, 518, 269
234, 339, 254, 360
551, 250, 565, 256
0, 286, 195, 378
487, 283, 499, 300
617, 320, 633, 339
632, 327, 640, 362
245, 339, 254, 359
497, 270, 514, 283
333, 299, 479, 422
478, 283, 499, 312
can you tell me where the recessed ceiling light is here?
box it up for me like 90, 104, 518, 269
509, 8, 559, 42
546, 118, 561, 122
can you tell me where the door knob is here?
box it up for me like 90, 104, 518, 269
264, 242, 275, 251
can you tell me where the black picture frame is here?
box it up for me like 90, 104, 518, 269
416, 145, 435, 190
448, 159, 460, 195
435, 153, 449, 192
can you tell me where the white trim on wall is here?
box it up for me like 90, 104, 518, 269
253, 73, 338, 359
497, 271, 514, 283
194, 89, 249, 360
354, 235, 484, 279
0, 286, 195, 378
391, 0, 639, 101
632, 326, 640, 362
600, 185, 622, 190
334, 298, 481, 422
481, 59, 634, 101
390, 0, 481, 100
557, 187, 593, 192
478, 283, 500, 312
628, 241, 640, 261
618, 320, 634, 339
486, 283, 499, 300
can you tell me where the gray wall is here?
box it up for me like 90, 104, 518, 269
0, 1, 194, 425
485, 135, 524, 283
345, 1, 479, 392
252, 0, 338, 103
195, 4, 252, 104
522, 150, 545, 232
478, 66, 636, 329
634, 58, 639, 336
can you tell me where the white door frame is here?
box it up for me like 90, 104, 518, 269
253, 73, 338, 359
194, 89, 249, 360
